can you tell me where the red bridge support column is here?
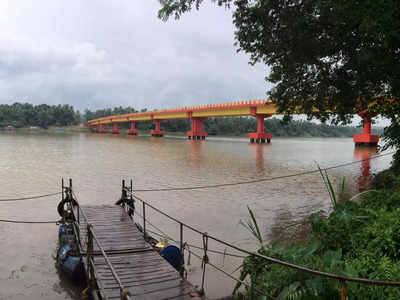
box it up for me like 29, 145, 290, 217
248, 114, 272, 143
126, 121, 139, 135
353, 113, 379, 146
88, 124, 96, 132
187, 117, 207, 140
150, 119, 164, 137
111, 123, 120, 134
97, 124, 107, 134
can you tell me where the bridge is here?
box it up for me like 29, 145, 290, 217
87, 100, 379, 145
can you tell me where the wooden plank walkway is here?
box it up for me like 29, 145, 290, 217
78, 205, 204, 300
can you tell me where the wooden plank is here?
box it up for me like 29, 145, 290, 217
76, 205, 204, 300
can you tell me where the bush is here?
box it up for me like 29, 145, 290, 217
236, 171, 400, 299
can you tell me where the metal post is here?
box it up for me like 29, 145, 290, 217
62, 179, 64, 201
77, 204, 80, 224
180, 223, 184, 254
339, 279, 346, 300
76, 221, 80, 244
86, 224, 94, 289
142, 202, 146, 238
179, 222, 184, 278
200, 233, 209, 296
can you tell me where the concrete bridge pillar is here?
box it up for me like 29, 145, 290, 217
353, 112, 379, 146
88, 124, 96, 132
126, 121, 139, 135
97, 124, 107, 134
111, 123, 120, 134
187, 117, 207, 140
150, 119, 164, 137
248, 112, 272, 143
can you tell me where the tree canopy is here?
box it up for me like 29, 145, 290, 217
159, 0, 400, 119
159, 0, 400, 161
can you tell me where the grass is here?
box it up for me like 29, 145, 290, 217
235, 165, 400, 299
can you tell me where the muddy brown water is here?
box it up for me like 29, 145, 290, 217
0, 132, 392, 299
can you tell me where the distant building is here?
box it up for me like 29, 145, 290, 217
4, 125, 15, 131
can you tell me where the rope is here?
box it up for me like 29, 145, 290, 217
131, 194, 400, 287
186, 245, 276, 299
0, 218, 57, 224
134, 151, 395, 192
200, 233, 208, 295
131, 205, 247, 259
0, 192, 61, 202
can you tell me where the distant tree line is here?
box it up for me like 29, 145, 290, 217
0, 102, 377, 137
0, 103, 79, 127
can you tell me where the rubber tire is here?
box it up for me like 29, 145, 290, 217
57, 198, 77, 218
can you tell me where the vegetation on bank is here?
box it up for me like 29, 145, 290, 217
0, 102, 380, 138
236, 164, 400, 299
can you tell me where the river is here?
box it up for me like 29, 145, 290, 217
0, 132, 393, 299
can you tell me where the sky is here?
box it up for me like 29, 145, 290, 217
0, 0, 270, 111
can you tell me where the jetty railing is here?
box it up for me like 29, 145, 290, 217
118, 183, 400, 300
62, 180, 132, 300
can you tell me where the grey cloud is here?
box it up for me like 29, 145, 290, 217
0, 0, 268, 110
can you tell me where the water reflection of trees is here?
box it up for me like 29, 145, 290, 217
265, 204, 324, 246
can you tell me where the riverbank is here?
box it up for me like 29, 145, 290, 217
237, 162, 400, 299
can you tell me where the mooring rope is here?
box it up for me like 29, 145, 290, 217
0, 218, 57, 224
0, 192, 62, 202
134, 151, 395, 192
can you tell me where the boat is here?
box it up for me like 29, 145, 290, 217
56, 222, 84, 282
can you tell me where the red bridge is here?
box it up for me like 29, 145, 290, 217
87, 100, 379, 146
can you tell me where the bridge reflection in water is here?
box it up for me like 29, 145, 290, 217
354, 146, 378, 191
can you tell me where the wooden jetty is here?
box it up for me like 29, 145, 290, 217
74, 204, 204, 300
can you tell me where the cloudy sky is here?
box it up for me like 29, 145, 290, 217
0, 0, 270, 111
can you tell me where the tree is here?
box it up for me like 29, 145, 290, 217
159, 0, 400, 163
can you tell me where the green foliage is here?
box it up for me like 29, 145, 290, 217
236, 171, 400, 299
158, 0, 400, 121
240, 205, 264, 245
0, 103, 79, 127
158, 0, 400, 175
202, 117, 366, 137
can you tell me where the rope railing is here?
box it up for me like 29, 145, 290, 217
67, 186, 131, 300
0, 218, 57, 224
126, 203, 247, 259
0, 191, 62, 202
126, 192, 400, 300
87, 224, 131, 300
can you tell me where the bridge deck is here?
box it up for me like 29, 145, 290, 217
78, 205, 203, 300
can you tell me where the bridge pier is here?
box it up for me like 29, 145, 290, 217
126, 121, 139, 135
111, 123, 120, 134
353, 113, 379, 146
97, 124, 107, 134
150, 119, 164, 137
248, 113, 272, 143
187, 117, 207, 140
